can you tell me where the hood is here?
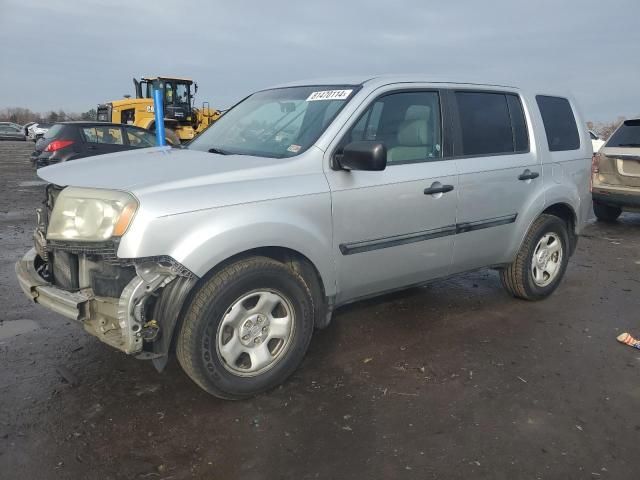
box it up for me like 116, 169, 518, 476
36, 147, 326, 217
38, 147, 293, 192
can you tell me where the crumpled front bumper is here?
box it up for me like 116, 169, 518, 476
16, 248, 91, 322
16, 248, 178, 356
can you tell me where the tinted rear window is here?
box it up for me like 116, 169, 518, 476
536, 95, 580, 151
506, 94, 529, 153
44, 124, 64, 139
605, 120, 640, 147
455, 91, 529, 156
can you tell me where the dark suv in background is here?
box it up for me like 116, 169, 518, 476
31, 121, 165, 168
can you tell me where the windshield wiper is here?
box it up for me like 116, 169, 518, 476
617, 143, 640, 147
208, 147, 230, 155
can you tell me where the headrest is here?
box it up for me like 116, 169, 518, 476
397, 119, 430, 146
405, 105, 432, 121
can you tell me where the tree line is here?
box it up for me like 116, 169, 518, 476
587, 117, 628, 140
0, 107, 97, 125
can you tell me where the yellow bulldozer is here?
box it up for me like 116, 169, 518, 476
97, 76, 221, 143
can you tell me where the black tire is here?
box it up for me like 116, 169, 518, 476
593, 202, 622, 223
500, 214, 570, 301
176, 256, 314, 399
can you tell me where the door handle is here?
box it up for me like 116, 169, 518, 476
424, 184, 454, 195
87, 145, 97, 150
518, 170, 539, 181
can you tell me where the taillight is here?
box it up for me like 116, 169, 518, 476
591, 153, 600, 174
44, 139, 74, 152
590, 153, 601, 192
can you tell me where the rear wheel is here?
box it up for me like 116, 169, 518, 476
500, 214, 570, 300
176, 256, 314, 399
593, 202, 621, 223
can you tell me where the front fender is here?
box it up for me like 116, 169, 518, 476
117, 193, 336, 297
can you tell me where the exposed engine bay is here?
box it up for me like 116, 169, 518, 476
26, 185, 196, 362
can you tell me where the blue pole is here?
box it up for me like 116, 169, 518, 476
152, 80, 166, 147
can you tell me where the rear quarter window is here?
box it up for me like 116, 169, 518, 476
536, 95, 580, 151
44, 124, 64, 139
605, 120, 640, 147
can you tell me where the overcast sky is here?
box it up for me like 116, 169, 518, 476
0, 0, 638, 122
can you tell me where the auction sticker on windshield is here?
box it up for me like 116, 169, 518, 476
306, 90, 353, 101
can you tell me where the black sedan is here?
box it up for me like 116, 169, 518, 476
32, 121, 169, 168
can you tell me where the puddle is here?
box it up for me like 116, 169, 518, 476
0, 210, 29, 220
0, 319, 40, 340
17, 181, 46, 187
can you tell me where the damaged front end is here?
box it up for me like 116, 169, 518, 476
16, 185, 197, 368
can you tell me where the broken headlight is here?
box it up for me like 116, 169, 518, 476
47, 187, 138, 241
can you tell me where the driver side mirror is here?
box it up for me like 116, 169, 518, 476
335, 141, 387, 171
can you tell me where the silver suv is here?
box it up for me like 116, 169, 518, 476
16, 76, 592, 399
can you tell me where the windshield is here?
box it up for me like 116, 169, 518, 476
606, 120, 640, 147
176, 83, 190, 104
188, 85, 357, 158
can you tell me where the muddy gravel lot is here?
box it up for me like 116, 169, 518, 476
1, 141, 639, 479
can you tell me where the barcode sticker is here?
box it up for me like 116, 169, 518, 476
306, 89, 353, 101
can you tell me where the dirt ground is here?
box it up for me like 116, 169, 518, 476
1, 141, 639, 480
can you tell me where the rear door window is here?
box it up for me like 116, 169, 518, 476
605, 120, 640, 147
82, 126, 124, 145
506, 94, 529, 153
82, 127, 98, 143
455, 91, 515, 156
535, 95, 580, 151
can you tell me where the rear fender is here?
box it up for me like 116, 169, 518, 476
505, 181, 582, 263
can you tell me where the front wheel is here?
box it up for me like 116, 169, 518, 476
500, 214, 570, 300
176, 256, 314, 399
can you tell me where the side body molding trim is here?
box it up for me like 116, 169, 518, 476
340, 214, 517, 255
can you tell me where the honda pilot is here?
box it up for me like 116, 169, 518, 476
16, 76, 592, 399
